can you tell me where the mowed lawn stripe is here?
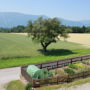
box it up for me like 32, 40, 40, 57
0, 33, 89, 69
0, 33, 84, 59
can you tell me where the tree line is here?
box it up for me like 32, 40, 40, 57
70, 26, 90, 33
0, 25, 25, 33
0, 18, 90, 33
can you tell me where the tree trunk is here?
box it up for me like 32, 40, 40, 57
41, 41, 52, 52
41, 42, 48, 52
43, 46, 47, 52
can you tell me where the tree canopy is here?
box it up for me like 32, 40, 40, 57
26, 17, 70, 52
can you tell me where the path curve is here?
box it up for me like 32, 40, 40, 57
0, 67, 20, 84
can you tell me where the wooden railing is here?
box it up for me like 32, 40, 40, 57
33, 70, 90, 87
36, 54, 90, 70
21, 54, 90, 87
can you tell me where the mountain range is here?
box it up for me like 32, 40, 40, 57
0, 12, 90, 28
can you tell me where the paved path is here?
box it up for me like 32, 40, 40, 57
0, 67, 20, 90
58, 83, 90, 90
0, 84, 5, 90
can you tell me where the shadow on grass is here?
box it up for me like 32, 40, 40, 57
38, 49, 76, 56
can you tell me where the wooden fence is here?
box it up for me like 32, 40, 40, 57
32, 70, 90, 87
21, 54, 90, 87
35, 54, 90, 70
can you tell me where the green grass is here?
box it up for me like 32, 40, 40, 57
0, 33, 85, 59
6, 80, 25, 90
0, 49, 90, 69
0, 33, 90, 69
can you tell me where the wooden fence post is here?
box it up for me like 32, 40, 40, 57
83, 71, 85, 78
57, 76, 59, 84
67, 75, 69, 83
40, 64, 42, 69
57, 61, 58, 68
71, 59, 72, 64
81, 57, 82, 61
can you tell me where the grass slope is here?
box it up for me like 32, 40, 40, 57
6, 80, 25, 90
0, 33, 84, 59
0, 33, 90, 69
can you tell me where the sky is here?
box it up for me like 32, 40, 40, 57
0, 0, 90, 21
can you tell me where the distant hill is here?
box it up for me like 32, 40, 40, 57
59, 18, 85, 26
0, 12, 90, 28
0, 12, 48, 28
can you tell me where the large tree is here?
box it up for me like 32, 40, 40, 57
26, 17, 69, 52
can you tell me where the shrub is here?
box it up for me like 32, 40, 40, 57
69, 64, 77, 69
69, 63, 85, 70
25, 83, 32, 90
64, 68, 76, 75
76, 63, 85, 69
82, 60, 90, 65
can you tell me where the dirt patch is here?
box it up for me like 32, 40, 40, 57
11, 33, 28, 36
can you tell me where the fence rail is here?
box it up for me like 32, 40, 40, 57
21, 54, 90, 87
36, 54, 90, 70
32, 70, 90, 87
